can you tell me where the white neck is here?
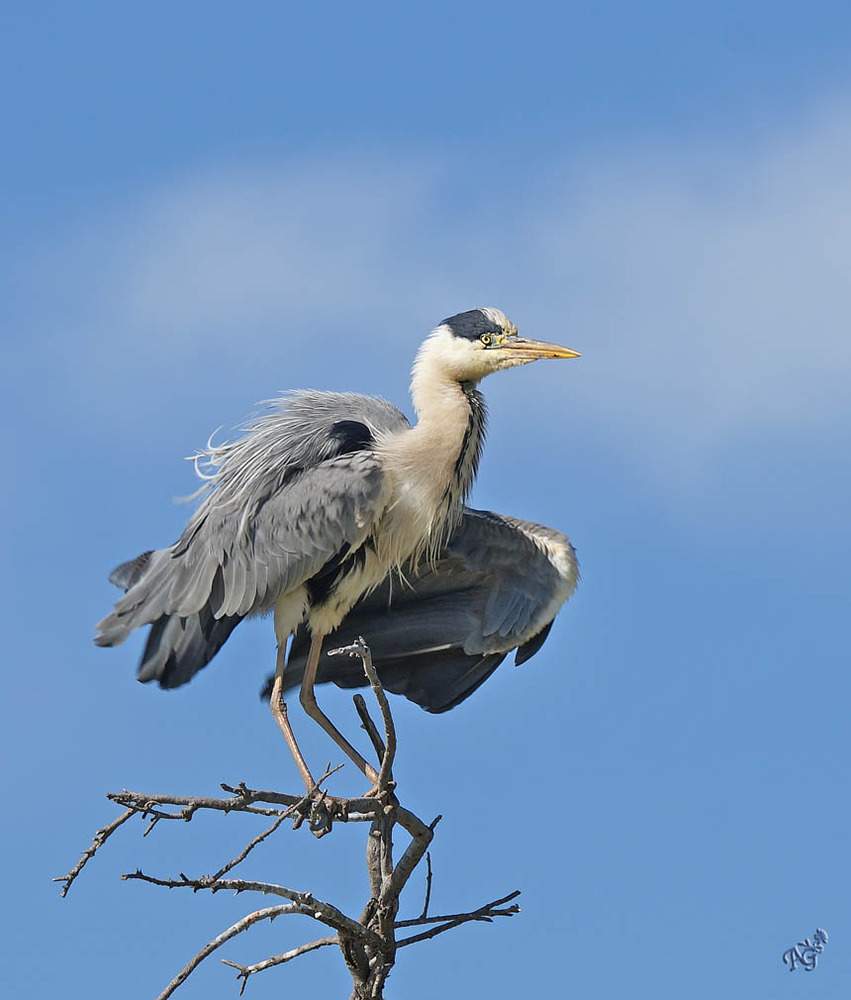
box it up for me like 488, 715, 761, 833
410, 335, 476, 426
376, 331, 487, 562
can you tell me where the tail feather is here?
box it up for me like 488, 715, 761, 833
136, 608, 242, 688
94, 548, 176, 647
95, 548, 242, 688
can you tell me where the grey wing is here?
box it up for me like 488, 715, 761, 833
282, 508, 579, 712
94, 392, 410, 687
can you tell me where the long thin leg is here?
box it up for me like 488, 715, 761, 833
270, 642, 315, 791
299, 632, 379, 785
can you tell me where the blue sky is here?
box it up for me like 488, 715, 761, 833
3, 3, 851, 998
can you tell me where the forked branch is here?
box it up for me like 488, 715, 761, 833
56, 639, 520, 999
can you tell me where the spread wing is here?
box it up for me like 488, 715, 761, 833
94, 392, 410, 687
281, 508, 579, 712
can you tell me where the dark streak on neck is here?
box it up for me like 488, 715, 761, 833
444, 381, 488, 507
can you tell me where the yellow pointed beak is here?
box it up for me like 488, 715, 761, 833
502, 336, 581, 361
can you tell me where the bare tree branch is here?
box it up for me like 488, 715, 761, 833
418, 851, 433, 920
329, 637, 396, 795
211, 814, 287, 882
353, 693, 386, 761
396, 891, 522, 947
108, 789, 286, 819
58, 640, 522, 998
153, 904, 303, 1000
122, 872, 383, 948
389, 809, 438, 899
221, 937, 338, 995
52, 808, 136, 897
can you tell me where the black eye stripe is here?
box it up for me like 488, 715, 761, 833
441, 309, 501, 342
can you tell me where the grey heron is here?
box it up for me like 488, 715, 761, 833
95, 308, 580, 787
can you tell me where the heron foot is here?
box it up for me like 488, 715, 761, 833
291, 788, 351, 839
363, 780, 398, 810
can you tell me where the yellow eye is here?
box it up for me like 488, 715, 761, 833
480, 333, 492, 346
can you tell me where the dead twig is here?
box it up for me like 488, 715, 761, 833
221, 936, 337, 995
353, 693, 386, 760
153, 904, 303, 1000
418, 851, 433, 920
211, 814, 287, 882
53, 808, 135, 897
330, 638, 396, 796
396, 890, 522, 946
108, 790, 285, 819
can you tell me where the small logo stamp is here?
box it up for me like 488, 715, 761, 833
782, 928, 828, 972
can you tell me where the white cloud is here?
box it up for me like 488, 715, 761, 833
113, 155, 447, 336
27, 104, 851, 481
541, 112, 851, 447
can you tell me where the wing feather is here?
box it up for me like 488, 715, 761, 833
94, 392, 410, 688
281, 507, 579, 711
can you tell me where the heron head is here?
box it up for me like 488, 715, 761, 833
424, 307, 580, 383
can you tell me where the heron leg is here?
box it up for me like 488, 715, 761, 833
299, 632, 380, 785
270, 643, 316, 791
